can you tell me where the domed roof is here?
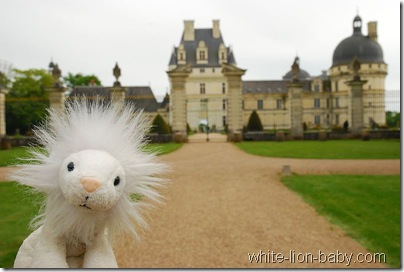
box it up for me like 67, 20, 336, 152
332, 15, 384, 67
283, 57, 311, 80
283, 69, 311, 80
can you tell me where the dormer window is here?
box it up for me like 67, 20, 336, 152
177, 43, 186, 65
196, 40, 208, 64
218, 43, 227, 64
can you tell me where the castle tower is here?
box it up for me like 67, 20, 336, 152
329, 14, 387, 128
168, 20, 245, 138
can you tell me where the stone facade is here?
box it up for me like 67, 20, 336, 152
168, 20, 244, 137
167, 16, 388, 137
0, 15, 388, 140
167, 65, 191, 140
329, 16, 387, 128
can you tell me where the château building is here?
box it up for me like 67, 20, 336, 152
45, 15, 386, 140
168, 20, 237, 132
167, 16, 387, 135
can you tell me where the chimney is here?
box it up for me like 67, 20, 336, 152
183, 20, 194, 41
367, 21, 378, 42
212, 20, 220, 39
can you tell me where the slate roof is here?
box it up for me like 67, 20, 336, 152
243, 81, 288, 94
70, 86, 160, 112
126, 86, 160, 112
332, 15, 384, 67
70, 86, 110, 98
242, 80, 311, 94
160, 93, 170, 109
169, 28, 236, 67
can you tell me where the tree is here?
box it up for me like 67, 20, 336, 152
6, 69, 52, 135
0, 59, 14, 88
246, 110, 263, 131
150, 114, 170, 134
386, 111, 400, 128
63, 72, 102, 89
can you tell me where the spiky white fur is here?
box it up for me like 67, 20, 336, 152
11, 98, 168, 268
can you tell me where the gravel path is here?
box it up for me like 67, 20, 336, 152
112, 139, 399, 268
1, 136, 398, 268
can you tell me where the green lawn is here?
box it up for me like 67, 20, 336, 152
0, 143, 182, 167
235, 139, 400, 159
0, 182, 44, 268
143, 143, 183, 155
282, 175, 400, 268
0, 147, 32, 167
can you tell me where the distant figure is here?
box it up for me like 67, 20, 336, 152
343, 120, 349, 131
369, 117, 378, 129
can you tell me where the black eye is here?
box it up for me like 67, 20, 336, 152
67, 162, 74, 172
114, 176, 120, 186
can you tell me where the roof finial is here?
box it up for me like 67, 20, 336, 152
113, 62, 121, 87
356, 6, 359, 16
49, 57, 55, 71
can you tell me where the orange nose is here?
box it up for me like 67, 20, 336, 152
80, 177, 101, 193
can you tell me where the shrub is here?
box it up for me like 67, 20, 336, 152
247, 110, 263, 131
386, 111, 400, 128
332, 125, 343, 131
150, 114, 170, 134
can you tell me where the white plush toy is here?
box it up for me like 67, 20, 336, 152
11, 99, 167, 268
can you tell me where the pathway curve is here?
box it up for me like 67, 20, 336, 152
113, 141, 399, 268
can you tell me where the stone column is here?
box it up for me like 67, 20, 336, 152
110, 62, 126, 104
167, 66, 191, 142
288, 82, 304, 139
222, 63, 246, 142
48, 87, 66, 111
110, 86, 126, 103
346, 59, 367, 137
346, 79, 367, 136
47, 64, 66, 111
0, 87, 8, 137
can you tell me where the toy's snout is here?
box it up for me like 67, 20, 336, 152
80, 177, 101, 193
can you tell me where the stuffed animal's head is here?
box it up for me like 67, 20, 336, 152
10, 98, 168, 240
59, 149, 126, 212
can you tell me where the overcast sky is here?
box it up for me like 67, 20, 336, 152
0, 0, 401, 100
